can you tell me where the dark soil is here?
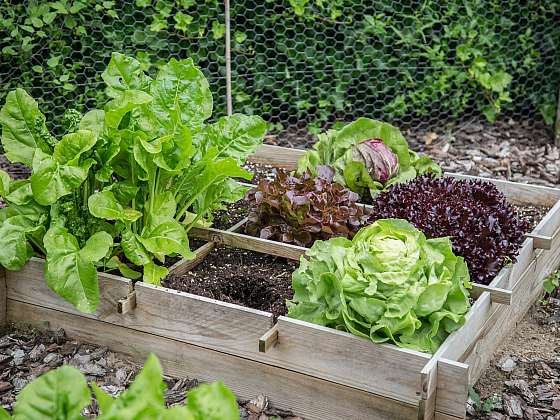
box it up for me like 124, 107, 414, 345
211, 199, 250, 230
163, 246, 297, 320
467, 283, 560, 419
514, 204, 551, 233
242, 162, 278, 185
0, 325, 301, 419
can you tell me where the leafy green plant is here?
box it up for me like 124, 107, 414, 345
0, 53, 265, 312
245, 166, 373, 247
287, 218, 472, 353
0, 353, 239, 420
1, 2, 558, 134
371, 174, 529, 285
544, 272, 560, 294
297, 118, 441, 199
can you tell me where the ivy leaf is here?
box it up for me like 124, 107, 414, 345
44, 227, 113, 313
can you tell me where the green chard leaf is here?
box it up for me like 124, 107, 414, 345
12, 365, 90, 420
44, 227, 113, 313
0, 216, 38, 271
0, 88, 49, 166
88, 190, 142, 222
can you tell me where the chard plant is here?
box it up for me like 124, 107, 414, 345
0, 353, 239, 420
0, 53, 265, 313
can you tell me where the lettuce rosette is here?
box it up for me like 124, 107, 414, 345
287, 218, 471, 353
297, 118, 441, 199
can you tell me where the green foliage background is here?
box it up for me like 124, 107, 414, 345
1, 0, 559, 134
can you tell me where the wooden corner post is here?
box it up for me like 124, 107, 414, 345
0, 268, 6, 328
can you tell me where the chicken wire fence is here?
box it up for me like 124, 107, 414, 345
1, 0, 559, 142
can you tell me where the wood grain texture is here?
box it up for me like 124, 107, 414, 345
271, 316, 431, 404
5, 258, 132, 322
8, 300, 421, 420
434, 359, 469, 418
0, 268, 5, 328
259, 324, 278, 353
190, 227, 306, 260
248, 144, 304, 170
123, 282, 273, 357
468, 284, 511, 305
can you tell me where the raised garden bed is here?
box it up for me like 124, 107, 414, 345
2, 144, 560, 420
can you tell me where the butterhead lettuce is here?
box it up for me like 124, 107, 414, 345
287, 218, 471, 353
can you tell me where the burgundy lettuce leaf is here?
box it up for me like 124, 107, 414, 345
245, 169, 373, 247
371, 174, 530, 284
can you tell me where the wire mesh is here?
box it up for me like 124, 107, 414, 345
1, 1, 559, 142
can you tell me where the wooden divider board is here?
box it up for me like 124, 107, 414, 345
7, 300, 423, 420
0, 268, 6, 328
122, 283, 273, 358
271, 316, 431, 404
5, 258, 132, 322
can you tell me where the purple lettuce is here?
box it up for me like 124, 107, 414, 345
245, 166, 374, 247
371, 174, 530, 284
352, 138, 399, 184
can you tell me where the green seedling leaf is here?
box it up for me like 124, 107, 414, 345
12, 365, 90, 420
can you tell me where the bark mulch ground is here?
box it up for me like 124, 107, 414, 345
0, 326, 302, 419
264, 115, 559, 188
467, 283, 560, 420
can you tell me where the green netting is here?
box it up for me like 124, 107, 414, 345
1, 1, 559, 136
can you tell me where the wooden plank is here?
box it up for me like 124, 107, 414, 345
461, 229, 560, 384
271, 316, 431, 404
418, 358, 438, 420
468, 284, 511, 305
259, 324, 278, 353
8, 300, 420, 420
248, 144, 304, 170
168, 242, 215, 275
118, 291, 137, 314
249, 145, 560, 206
0, 268, 5, 328
527, 233, 553, 250
190, 226, 307, 260
5, 257, 133, 322
434, 359, 469, 418
122, 282, 273, 358
533, 199, 560, 238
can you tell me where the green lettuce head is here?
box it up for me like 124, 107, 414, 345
297, 118, 441, 198
287, 218, 471, 353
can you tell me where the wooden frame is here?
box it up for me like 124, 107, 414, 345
4, 144, 560, 420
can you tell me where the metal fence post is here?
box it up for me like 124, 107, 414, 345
224, 0, 233, 116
